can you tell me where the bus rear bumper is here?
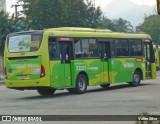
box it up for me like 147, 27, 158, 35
5, 76, 50, 90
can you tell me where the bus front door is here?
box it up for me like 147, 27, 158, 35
100, 42, 109, 83
144, 42, 152, 78
59, 42, 73, 87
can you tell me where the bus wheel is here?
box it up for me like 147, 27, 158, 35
100, 83, 110, 88
37, 88, 56, 96
75, 74, 87, 94
130, 71, 141, 87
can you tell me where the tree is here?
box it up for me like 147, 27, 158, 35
0, 11, 26, 55
97, 16, 114, 30
139, 15, 160, 44
18, 0, 102, 29
0, 11, 10, 54
98, 17, 133, 33
112, 18, 133, 33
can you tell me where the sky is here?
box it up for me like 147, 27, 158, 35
6, 0, 157, 13
95, 0, 156, 8
6, 0, 157, 26
6, 0, 22, 15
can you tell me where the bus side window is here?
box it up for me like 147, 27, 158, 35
99, 42, 110, 59
122, 48, 128, 56
130, 48, 135, 56
99, 43, 104, 59
110, 42, 115, 57
74, 38, 98, 58
130, 39, 143, 56
74, 38, 82, 58
122, 40, 129, 56
88, 39, 98, 57
48, 38, 59, 60
116, 48, 122, 56
115, 39, 122, 56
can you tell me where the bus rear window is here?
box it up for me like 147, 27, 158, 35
8, 34, 42, 53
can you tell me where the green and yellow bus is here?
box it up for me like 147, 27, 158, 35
4, 27, 156, 95
153, 44, 160, 69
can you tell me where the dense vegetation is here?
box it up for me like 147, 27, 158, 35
138, 15, 160, 43
0, 0, 159, 55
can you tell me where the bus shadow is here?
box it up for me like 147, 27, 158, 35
87, 83, 149, 93
17, 83, 151, 100
18, 92, 73, 100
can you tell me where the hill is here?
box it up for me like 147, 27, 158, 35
102, 0, 156, 27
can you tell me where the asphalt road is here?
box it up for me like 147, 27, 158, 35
0, 71, 160, 124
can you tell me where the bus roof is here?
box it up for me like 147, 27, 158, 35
8, 30, 43, 37
8, 27, 151, 40
45, 27, 151, 40
46, 27, 112, 33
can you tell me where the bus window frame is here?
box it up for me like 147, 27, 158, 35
143, 39, 155, 63
115, 39, 130, 57
114, 38, 129, 58
49, 37, 75, 61
97, 38, 112, 60
74, 38, 99, 59
7, 31, 43, 53
129, 39, 143, 57
48, 37, 60, 60
111, 38, 144, 58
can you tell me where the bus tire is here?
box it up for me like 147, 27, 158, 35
37, 88, 55, 96
130, 71, 141, 87
100, 83, 110, 88
75, 74, 87, 94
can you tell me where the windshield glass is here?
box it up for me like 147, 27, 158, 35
8, 33, 42, 53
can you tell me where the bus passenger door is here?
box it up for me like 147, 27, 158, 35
99, 42, 109, 83
144, 42, 152, 78
59, 41, 73, 87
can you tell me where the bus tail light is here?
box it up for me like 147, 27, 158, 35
40, 65, 46, 78
4, 67, 8, 79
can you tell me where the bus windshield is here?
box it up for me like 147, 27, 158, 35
8, 33, 43, 53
